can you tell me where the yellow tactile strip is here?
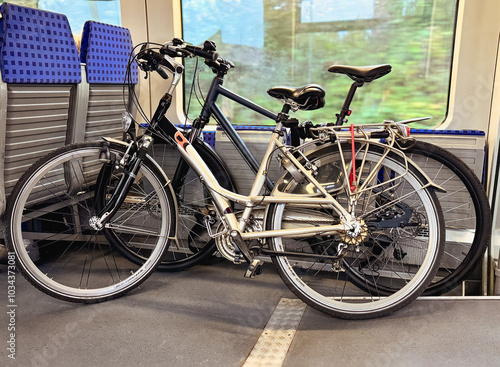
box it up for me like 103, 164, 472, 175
243, 298, 307, 367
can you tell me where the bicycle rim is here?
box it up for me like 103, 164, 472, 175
6, 142, 173, 302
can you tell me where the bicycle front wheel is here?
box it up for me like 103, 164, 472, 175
5, 141, 175, 303
267, 143, 445, 319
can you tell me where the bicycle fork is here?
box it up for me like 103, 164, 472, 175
89, 135, 154, 230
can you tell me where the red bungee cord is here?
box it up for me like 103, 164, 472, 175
350, 124, 356, 193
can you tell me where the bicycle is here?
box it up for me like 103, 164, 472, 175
5, 39, 445, 319
148, 53, 490, 296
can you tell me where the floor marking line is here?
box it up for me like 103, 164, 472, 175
242, 298, 306, 367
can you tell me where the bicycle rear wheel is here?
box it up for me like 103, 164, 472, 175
5, 141, 175, 303
404, 141, 491, 295
267, 143, 445, 319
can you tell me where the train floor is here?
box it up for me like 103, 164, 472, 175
1, 260, 499, 367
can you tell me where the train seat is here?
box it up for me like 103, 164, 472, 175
69, 20, 138, 144
0, 2, 81, 215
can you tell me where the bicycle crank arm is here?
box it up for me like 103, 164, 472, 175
229, 230, 254, 263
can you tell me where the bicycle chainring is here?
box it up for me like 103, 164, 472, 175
215, 212, 264, 263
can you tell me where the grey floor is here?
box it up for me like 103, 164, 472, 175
1, 260, 499, 367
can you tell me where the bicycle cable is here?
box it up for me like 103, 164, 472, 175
183, 57, 200, 131
194, 61, 207, 106
123, 43, 166, 130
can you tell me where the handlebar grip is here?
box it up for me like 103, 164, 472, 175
185, 45, 218, 61
159, 45, 178, 57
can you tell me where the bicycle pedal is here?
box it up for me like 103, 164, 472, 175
244, 259, 264, 278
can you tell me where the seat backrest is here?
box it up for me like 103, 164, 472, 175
80, 20, 138, 84
68, 20, 138, 143
0, 3, 81, 84
0, 2, 80, 215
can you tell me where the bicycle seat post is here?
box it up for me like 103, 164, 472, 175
329, 64, 391, 126
281, 103, 291, 114
276, 103, 292, 126
336, 80, 364, 126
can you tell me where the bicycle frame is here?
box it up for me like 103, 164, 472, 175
157, 113, 355, 241
187, 77, 278, 191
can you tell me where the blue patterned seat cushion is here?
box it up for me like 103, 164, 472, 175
0, 3, 81, 84
80, 21, 138, 84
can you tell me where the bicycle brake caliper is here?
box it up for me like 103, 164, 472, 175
98, 142, 111, 163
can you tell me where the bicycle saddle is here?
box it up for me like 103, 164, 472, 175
267, 84, 325, 110
328, 64, 392, 83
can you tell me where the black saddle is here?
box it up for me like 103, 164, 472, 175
267, 84, 325, 111
328, 64, 391, 83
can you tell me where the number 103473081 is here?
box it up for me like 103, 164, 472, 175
7, 252, 16, 304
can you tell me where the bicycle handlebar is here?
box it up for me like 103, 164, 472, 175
160, 39, 219, 62
161, 39, 234, 74
185, 44, 219, 61
137, 38, 235, 81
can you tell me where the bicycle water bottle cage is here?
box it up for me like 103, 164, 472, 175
328, 64, 392, 83
267, 84, 325, 111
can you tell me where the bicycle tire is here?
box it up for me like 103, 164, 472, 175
267, 143, 445, 319
5, 141, 175, 303
404, 141, 491, 295
345, 141, 491, 296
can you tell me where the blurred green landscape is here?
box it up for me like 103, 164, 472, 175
183, 0, 457, 129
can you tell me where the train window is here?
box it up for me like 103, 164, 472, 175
182, 0, 458, 128
0, 1, 121, 49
